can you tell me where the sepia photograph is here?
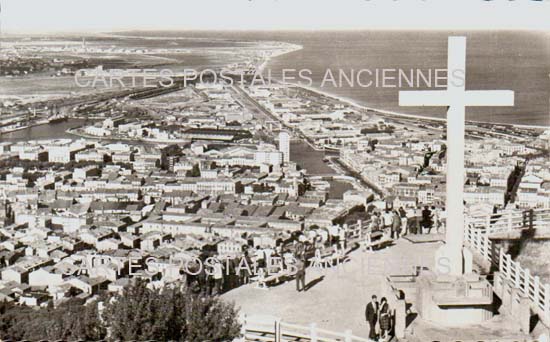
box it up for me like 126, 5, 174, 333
0, 1, 549, 341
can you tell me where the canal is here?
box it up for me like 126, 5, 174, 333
1, 119, 90, 142
290, 140, 353, 199
1, 120, 353, 199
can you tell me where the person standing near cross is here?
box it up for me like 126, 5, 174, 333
399, 36, 514, 277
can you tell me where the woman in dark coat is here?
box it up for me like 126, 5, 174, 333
379, 297, 391, 341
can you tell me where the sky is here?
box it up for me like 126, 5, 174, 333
2, 0, 550, 33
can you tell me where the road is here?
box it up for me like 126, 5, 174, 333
231, 84, 388, 197
230, 85, 324, 150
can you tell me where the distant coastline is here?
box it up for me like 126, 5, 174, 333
262, 30, 550, 128
263, 49, 549, 131
284, 81, 550, 131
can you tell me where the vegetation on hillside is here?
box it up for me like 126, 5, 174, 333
0, 280, 241, 341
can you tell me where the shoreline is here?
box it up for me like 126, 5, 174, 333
263, 45, 549, 131
279, 81, 550, 131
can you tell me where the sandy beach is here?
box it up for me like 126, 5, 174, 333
278, 80, 550, 131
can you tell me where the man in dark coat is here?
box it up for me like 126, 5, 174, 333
365, 295, 379, 340
421, 206, 433, 234
391, 210, 402, 239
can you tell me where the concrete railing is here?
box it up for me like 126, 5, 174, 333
464, 209, 550, 325
464, 223, 496, 264
239, 314, 371, 342
497, 248, 550, 320
469, 208, 550, 235
465, 208, 550, 265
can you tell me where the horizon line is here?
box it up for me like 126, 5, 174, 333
3, 27, 550, 36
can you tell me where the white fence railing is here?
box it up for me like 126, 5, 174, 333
469, 208, 550, 235
465, 208, 550, 324
240, 314, 371, 342
464, 222, 496, 263
497, 248, 550, 317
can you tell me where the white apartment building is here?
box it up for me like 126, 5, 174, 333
464, 186, 506, 206
254, 150, 283, 167
279, 131, 290, 164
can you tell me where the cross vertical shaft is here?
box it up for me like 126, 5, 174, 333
445, 37, 466, 276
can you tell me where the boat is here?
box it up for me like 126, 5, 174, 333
0, 123, 29, 134
48, 115, 68, 124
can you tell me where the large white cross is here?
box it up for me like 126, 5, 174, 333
399, 36, 514, 276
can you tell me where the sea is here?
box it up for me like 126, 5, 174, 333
99, 30, 550, 127
248, 30, 550, 127
2, 30, 549, 127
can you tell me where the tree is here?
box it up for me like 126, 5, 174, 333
0, 281, 239, 341
187, 164, 201, 177
0, 298, 105, 341
103, 280, 241, 341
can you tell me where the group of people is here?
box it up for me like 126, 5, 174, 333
365, 295, 393, 342
189, 204, 446, 296
191, 253, 257, 296
369, 209, 405, 240
247, 240, 313, 292
195, 229, 347, 294
368, 205, 445, 238
407, 205, 445, 235
292, 236, 345, 292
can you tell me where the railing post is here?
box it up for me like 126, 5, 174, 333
508, 254, 514, 279
535, 276, 540, 305
310, 323, 317, 342
395, 299, 407, 339
507, 211, 513, 231
479, 231, 483, 252
344, 329, 352, 342
274, 318, 281, 342
529, 209, 534, 230
499, 248, 504, 272
503, 254, 510, 279
545, 284, 550, 317
515, 261, 521, 288
524, 269, 530, 297
239, 313, 247, 339
484, 235, 490, 260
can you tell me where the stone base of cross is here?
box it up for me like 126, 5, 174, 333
399, 36, 514, 277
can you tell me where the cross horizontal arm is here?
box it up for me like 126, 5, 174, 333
464, 90, 514, 106
399, 89, 515, 107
